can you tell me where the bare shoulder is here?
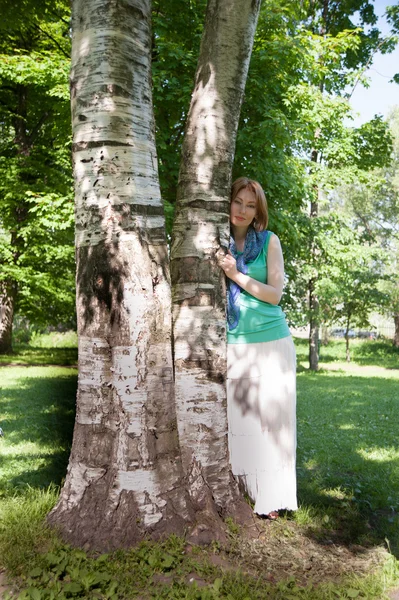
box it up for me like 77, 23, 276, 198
268, 232, 282, 252
267, 232, 284, 267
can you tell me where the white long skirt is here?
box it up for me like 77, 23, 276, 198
227, 336, 297, 515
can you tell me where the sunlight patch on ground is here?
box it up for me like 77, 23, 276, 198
357, 447, 399, 462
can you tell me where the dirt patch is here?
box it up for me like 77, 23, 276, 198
0, 569, 12, 598
224, 517, 388, 586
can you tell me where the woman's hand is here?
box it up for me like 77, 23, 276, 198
218, 250, 239, 280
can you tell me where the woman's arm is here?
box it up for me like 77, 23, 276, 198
220, 233, 285, 305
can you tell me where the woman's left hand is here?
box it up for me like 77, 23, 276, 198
218, 251, 238, 280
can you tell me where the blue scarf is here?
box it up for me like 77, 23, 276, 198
227, 227, 269, 331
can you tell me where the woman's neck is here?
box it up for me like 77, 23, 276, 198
232, 224, 249, 244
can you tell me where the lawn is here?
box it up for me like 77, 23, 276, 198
0, 339, 398, 599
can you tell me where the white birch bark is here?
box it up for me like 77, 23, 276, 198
171, 0, 261, 509
49, 0, 191, 549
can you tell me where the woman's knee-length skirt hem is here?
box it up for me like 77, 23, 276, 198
227, 335, 298, 515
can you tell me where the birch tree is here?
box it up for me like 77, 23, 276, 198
171, 0, 261, 509
48, 0, 192, 549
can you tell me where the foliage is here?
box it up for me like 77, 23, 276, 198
317, 220, 388, 330
152, 0, 206, 233
0, 0, 75, 333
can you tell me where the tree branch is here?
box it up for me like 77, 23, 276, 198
32, 23, 70, 58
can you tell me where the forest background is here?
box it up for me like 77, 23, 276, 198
1, 0, 399, 371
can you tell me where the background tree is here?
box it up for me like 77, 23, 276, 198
317, 220, 388, 361
0, 0, 75, 352
292, 0, 393, 370
330, 106, 399, 347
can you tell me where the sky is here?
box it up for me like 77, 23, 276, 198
349, 0, 399, 125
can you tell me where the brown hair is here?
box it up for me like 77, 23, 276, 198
231, 177, 268, 231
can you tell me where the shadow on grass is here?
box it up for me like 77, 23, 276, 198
0, 347, 78, 366
0, 370, 77, 492
297, 371, 399, 558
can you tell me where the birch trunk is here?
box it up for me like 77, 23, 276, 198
0, 280, 16, 353
49, 0, 191, 550
171, 0, 261, 512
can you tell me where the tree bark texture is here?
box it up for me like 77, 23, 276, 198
0, 280, 16, 353
171, 0, 261, 510
393, 313, 399, 347
48, 0, 191, 550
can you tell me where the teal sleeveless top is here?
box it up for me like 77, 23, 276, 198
227, 232, 291, 344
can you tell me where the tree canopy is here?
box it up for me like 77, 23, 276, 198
1, 0, 398, 356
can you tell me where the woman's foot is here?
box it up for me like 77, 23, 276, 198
267, 511, 279, 520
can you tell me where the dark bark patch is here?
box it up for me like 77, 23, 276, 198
77, 241, 128, 330
73, 140, 134, 152
185, 199, 228, 214
72, 423, 116, 467
196, 62, 211, 88
171, 257, 212, 285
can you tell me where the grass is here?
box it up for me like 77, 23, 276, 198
0, 339, 399, 598
0, 366, 77, 495
295, 337, 399, 370
296, 370, 399, 552
0, 330, 78, 366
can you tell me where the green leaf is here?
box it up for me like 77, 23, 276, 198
26, 588, 42, 600
63, 582, 83, 594
28, 568, 42, 578
161, 554, 175, 570
346, 590, 360, 598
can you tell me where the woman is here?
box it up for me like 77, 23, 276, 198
219, 177, 297, 518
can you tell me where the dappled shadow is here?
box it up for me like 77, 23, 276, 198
76, 237, 128, 331
0, 371, 77, 491
296, 372, 399, 557
0, 451, 73, 491
0, 347, 78, 366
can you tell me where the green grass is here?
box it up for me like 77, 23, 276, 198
0, 366, 77, 495
297, 370, 399, 552
0, 347, 78, 366
294, 337, 399, 370
0, 330, 78, 366
1, 339, 399, 599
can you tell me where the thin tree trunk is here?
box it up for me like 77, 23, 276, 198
49, 0, 191, 550
309, 187, 320, 371
308, 0, 329, 371
171, 0, 261, 513
0, 281, 16, 353
394, 313, 399, 347
345, 317, 351, 362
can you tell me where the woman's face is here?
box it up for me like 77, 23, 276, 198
230, 187, 257, 228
